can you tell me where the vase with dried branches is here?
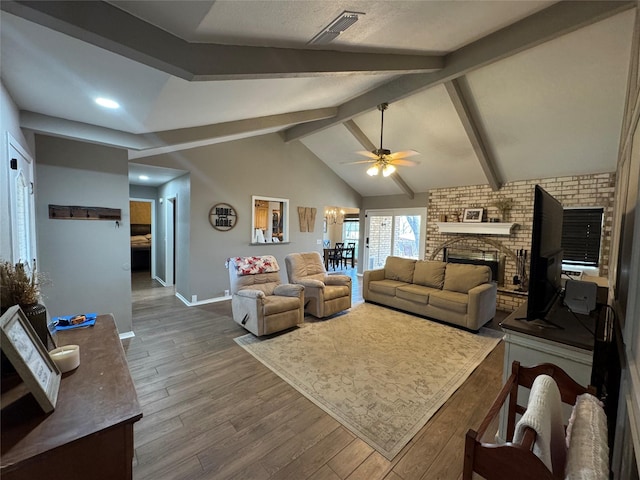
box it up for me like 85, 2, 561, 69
1, 260, 51, 348
490, 196, 514, 222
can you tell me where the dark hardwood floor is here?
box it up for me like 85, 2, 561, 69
124, 271, 506, 480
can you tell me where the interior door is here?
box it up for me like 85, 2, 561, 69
364, 208, 426, 270
7, 134, 37, 266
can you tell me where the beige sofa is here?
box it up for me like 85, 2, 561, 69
363, 256, 497, 331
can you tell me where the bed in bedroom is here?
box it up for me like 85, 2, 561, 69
130, 224, 151, 271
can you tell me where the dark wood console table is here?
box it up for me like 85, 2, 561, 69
1, 314, 142, 480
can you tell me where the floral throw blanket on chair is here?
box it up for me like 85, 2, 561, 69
228, 255, 280, 276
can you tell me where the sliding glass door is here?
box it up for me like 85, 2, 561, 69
364, 208, 426, 270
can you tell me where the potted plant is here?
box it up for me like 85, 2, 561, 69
1, 260, 50, 347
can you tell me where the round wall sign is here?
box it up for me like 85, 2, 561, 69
209, 203, 237, 231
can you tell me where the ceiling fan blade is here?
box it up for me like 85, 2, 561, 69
392, 159, 421, 167
355, 150, 379, 159
340, 160, 376, 165
387, 150, 419, 160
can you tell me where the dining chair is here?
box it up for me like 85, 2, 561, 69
330, 242, 344, 270
343, 242, 356, 268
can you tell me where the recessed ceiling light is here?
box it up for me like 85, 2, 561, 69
95, 97, 120, 109
138, 175, 149, 181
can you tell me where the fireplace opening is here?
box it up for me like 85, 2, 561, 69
443, 248, 505, 286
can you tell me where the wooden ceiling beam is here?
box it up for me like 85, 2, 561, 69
284, 1, 636, 142
444, 79, 502, 191
2, 1, 443, 81
20, 108, 338, 152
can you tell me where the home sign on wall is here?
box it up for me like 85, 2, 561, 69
209, 203, 237, 231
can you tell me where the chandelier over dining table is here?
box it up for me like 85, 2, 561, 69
325, 207, 344, 225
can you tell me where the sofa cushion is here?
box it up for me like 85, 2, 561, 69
443, 264, 492, 294
396, 284, 439, 304
428, 290, 469, 314
384, 256, 417, 283
413, 261, 446, 289
369, 279, 409, 296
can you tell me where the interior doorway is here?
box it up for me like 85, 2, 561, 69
129, 198, 156, 278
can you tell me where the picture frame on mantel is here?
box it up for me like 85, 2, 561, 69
463, 208, 483, 223
0, 305, 61, 413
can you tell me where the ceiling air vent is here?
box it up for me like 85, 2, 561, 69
308, 10, 364, 45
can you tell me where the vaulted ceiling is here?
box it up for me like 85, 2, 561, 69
1, 1, 636, 197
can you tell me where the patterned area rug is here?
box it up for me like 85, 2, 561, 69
234, 302, 502, 459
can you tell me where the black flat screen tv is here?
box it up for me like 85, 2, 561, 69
526, 185, 564, 323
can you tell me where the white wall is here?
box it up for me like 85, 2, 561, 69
133, 133, 362, 301
34, 135, 133, 334
156, 174, 190, 297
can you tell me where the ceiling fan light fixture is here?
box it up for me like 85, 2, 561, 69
366, 164, 379, 176
382, 164, 396, 177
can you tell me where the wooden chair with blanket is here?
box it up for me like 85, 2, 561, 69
463, 361, 608, 480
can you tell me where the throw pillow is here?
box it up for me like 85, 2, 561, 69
443, 263, 491, 293
384, 256, 416, 283
413, 261, 446, 288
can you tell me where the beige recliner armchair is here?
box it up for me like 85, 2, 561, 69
285, 252, 352, 318
227, 255, 304, 336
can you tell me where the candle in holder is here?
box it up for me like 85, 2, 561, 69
49, 345, 80, 373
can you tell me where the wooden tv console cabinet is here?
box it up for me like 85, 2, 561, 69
1, 314, 142, 480
498, 300, 596, 440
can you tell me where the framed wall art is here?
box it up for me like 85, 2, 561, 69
463, 208, 484, 223
0, 305, 61, 412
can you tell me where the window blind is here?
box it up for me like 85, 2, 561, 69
561, 208, 603, 266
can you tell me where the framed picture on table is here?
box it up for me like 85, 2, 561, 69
0, 305, 61, 412
463, 208, 483, 223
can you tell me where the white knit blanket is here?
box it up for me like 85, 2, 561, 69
514, 374, 567, 475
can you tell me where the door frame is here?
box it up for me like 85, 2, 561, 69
165, 196, 176, 286
363, 207, 427, 270
129, 197, 156, 278
7, 132, 37, 266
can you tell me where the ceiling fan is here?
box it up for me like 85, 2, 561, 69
344, 103, 420, 177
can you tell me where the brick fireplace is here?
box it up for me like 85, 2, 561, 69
444, 248, 505, 286
426, 172, 616, 311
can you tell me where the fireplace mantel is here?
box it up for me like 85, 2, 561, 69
436, 222, 517, 236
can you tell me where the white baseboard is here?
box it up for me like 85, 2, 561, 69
176, 292, 231, 307
154, 276, 168, 286
119, 331, 135, 339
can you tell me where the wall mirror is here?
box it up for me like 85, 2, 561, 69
251, 195, 289, 244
